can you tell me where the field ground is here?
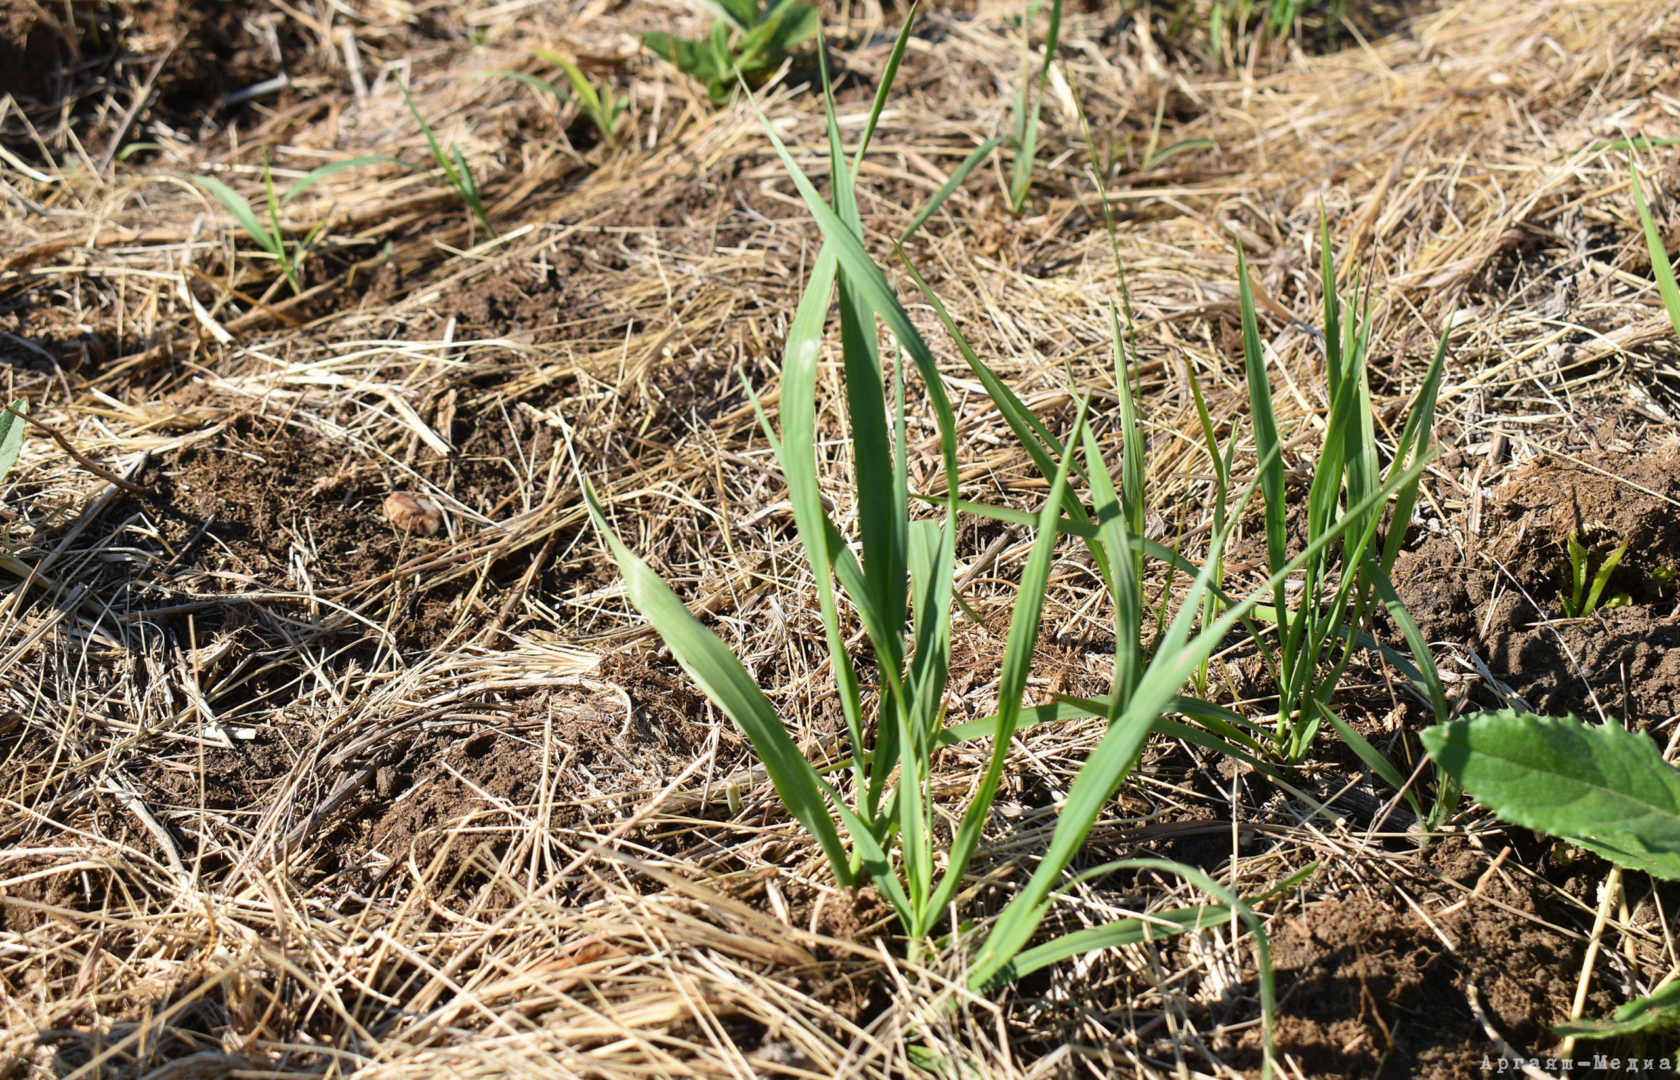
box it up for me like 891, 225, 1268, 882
4, 0, 1680, 1076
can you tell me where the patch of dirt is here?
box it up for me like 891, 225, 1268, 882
1395, 442, 1680, 722
0, 0, 66, 105
1, 0, 347, 166
320, 668, 713, 894
164, 421, 401, 592
1225, 838, 1608, 1079
63, 412, 590, 653
122, 0, 322, 123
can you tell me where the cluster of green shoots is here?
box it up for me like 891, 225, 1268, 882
194, 84, 502, 295
1236, 240, 1448, 769
192, 156, 392, 296
586, 21, 1453, 1070
492, 52, 628, 148
399, 81, 494, 239
1206, 0, 1348, 62
642, 0, 819, 105
1561, 530, 1629, 618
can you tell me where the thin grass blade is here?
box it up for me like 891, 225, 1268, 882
0, 400, 25, 482
1632, 168, 1680, 346
279, 156, 408, 205
1081, 422, 1141, 703
851, 3, 918, 168
192, 177, 282, 258
582, 482, 851, 882
924, 397, 1089, 921
743, 246, 872, 800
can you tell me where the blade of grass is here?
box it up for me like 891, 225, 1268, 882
1082, 418, 1142, 706
969, 437, 1436, 989
192, 176, 282, 260
743, 85, 962, 506
279, 156, 408, 205
742, 248, 874, 806
850, 4, 917, 169
1379, 319, 1449, 573
1239, 249, 1287, 618
898, 138, 1008, 245
582, 482, 851, 883
816, 42, 907, 682
1008, 0, 1062, 212
0, 399, 25, 482
1632, 168, 1680, 346
922, 396, 1089, 929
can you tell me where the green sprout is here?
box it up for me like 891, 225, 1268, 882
1208, 0, 1348, 63
1631, 166, 1680, 348
493, 54, 629, 148
1561, 530, 1630, 618
399, 80, 495, 239
0, 399, 26, 581
1007, 0, 1062, 212
642, 0, 819, 105
193, 156, 390, 295
535, 50, 628, 146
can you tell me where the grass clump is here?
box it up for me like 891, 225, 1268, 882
1202, 0, 1348, 62
1561, 530, 1630, 618
642, 0, 819, 105
1235, 224, 1449, 772
587, 27, 1441, 1067
489, 55, 628, 147
535, 50, 628, 146
952, 216, 1451, 798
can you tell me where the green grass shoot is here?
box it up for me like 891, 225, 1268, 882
193, 156, 396, 295
1007, 0, 1062, 212
533, 50, 627, 145
400, 79, 495, 239
0, 400, 25, 488
1562, 530, 1629, 618
1631, 167, 1680, 347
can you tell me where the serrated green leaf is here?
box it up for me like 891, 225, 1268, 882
1421, 710, 1680, 881
712, 0, 759, 31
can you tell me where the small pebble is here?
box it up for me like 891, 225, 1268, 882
383, 491, 442, 536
